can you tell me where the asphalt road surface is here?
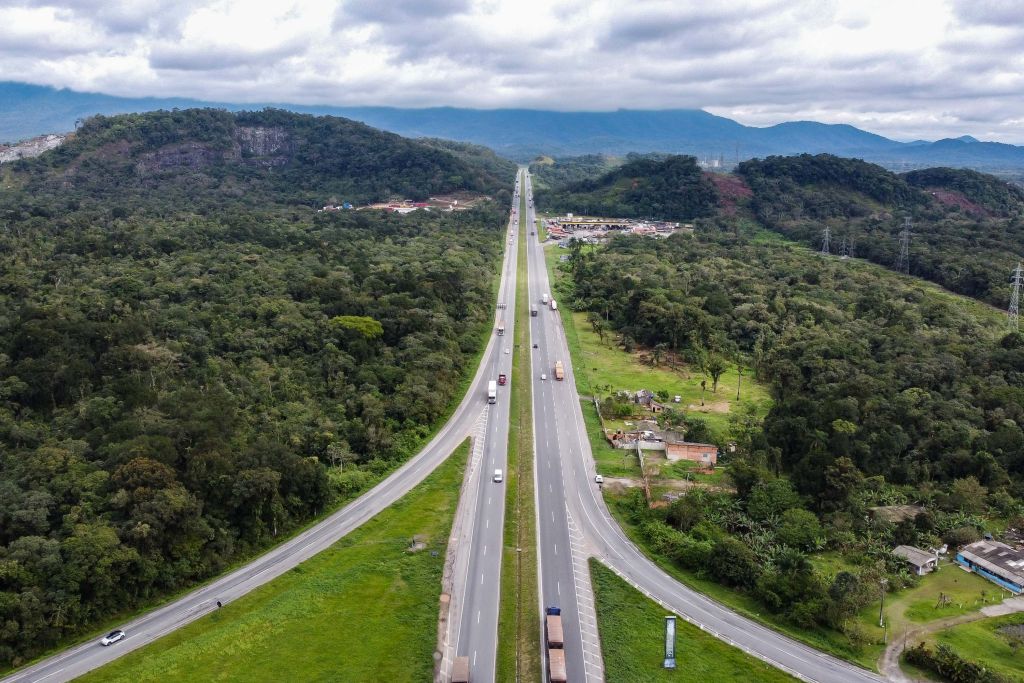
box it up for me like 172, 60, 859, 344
523, 171, 883, 683
448, 171, 521, 682
2, 184, 523, 683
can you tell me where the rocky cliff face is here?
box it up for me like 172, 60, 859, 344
0, 133, 66, 163
133, 126, 295, 173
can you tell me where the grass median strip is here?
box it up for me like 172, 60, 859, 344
497, 176, 542, 682
590, 560, 797, 682
78, 441, 469, 683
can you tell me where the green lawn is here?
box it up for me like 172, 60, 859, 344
544, 246, 771, 442
78, 442, 469, 683
591, 560, 797, 682
497, 175, 542, 682
581, 398, 642, 479
928, 612, 1024, 682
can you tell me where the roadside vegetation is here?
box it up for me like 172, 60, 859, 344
539, 215, 1024, 673
920, 612, 1024, 682
590, 560, 797, 682
496, 180, 541, 682
0, 108, 512, 668
77, 440, 469, 683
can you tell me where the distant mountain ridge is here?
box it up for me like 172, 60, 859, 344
3, 81, 1024, 170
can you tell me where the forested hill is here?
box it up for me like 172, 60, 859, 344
536, 155, 718, 220
6, 108, 512, 212
0, 109, 511, 667
737, 154, 1024, 305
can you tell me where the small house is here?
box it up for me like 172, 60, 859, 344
664, 441, 718, 466
892, 545, 938, 576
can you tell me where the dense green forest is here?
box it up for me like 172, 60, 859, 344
7, 108, 511, 214
535, 154, 717, 219
418, 137, 518, 183
527, 154, 622, 190
0, 109, 511, 667
737, 154, 1024, 305
562, 229, 1024, 648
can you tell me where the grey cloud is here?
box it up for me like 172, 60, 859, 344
149, 40, 306, 72
336, 0, 469, 26
951, 0, 1024, 27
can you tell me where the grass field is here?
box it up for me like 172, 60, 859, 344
544, 246, 771, 441
590, 560, 797, 682
78, 441, 469, 683
928, 612, 1024, 682
497, 178, 542, 682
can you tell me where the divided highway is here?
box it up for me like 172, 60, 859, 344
447, 171, 522, 682
523, 170, 883, 683
2, 183, 523, 683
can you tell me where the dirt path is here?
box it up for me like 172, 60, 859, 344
877, 595, 1024, 682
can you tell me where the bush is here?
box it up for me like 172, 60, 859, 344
904, 642, 1011, 683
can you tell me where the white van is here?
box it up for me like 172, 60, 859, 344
493, 469, 503, 483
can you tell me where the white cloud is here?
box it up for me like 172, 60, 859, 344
0, 0, 1021, 142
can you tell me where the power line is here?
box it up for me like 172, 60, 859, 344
1010, 262, 1023, 332
894, 217, 911, 275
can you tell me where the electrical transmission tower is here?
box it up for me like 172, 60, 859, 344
839, 236, 849, 259
821, 226, 831, 255
894, 217, 912, 274
1010, 262, 1024, 332
848, 232, 856, 259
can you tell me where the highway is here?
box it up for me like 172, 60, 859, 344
446, 171, 521, 682
2, 181, 524, 683
523, 171, 883, 683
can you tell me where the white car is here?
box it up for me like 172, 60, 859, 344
595, 475, 604, 485
505, 348, 510, 354
541, 373, 547, 380
100, 630, 126, 646
493, 469, 503, 483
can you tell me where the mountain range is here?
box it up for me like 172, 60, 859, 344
3, 81, 1024, 170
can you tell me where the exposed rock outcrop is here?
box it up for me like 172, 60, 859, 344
0, 133, 66, 163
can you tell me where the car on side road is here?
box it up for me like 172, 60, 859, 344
595, 475, 604, 485
100, 630, 126, 646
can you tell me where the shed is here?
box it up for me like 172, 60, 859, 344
664, 441, 718, 466
956, 540, 1024, 594
892, 545, 938, 575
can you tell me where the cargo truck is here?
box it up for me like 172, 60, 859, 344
546, 607, 566, 682
487, 380, 497, 404
452, 656, 470, 683
554, 361, 564, 381
545, 606, 564, 648
542, 293, 549, 304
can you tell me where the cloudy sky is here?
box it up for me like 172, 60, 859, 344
1, 0, 1022, 142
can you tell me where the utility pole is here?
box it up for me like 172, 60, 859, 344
848, 232, 856, 259
894, 217, 911, 274
820, 226, 831, 255
879, 578, 888, 628
1010, 262, 1023, 332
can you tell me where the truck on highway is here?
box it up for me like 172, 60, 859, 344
550, 300, 557, 311
553, 361, 564, 381
452, 656, 470, 682
545, 606, 564, 648
546, 607, 566, 682
548, 650, 566, 683
531, 306, 538, 317
542, 293, 549, 304
487, 380, 497, 404
498, 373, 507, 386
497, 321, 505, 336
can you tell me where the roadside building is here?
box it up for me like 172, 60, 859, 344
892, 545, 938, 576
664, 441, 718, 466
956, 540, 1024, 594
